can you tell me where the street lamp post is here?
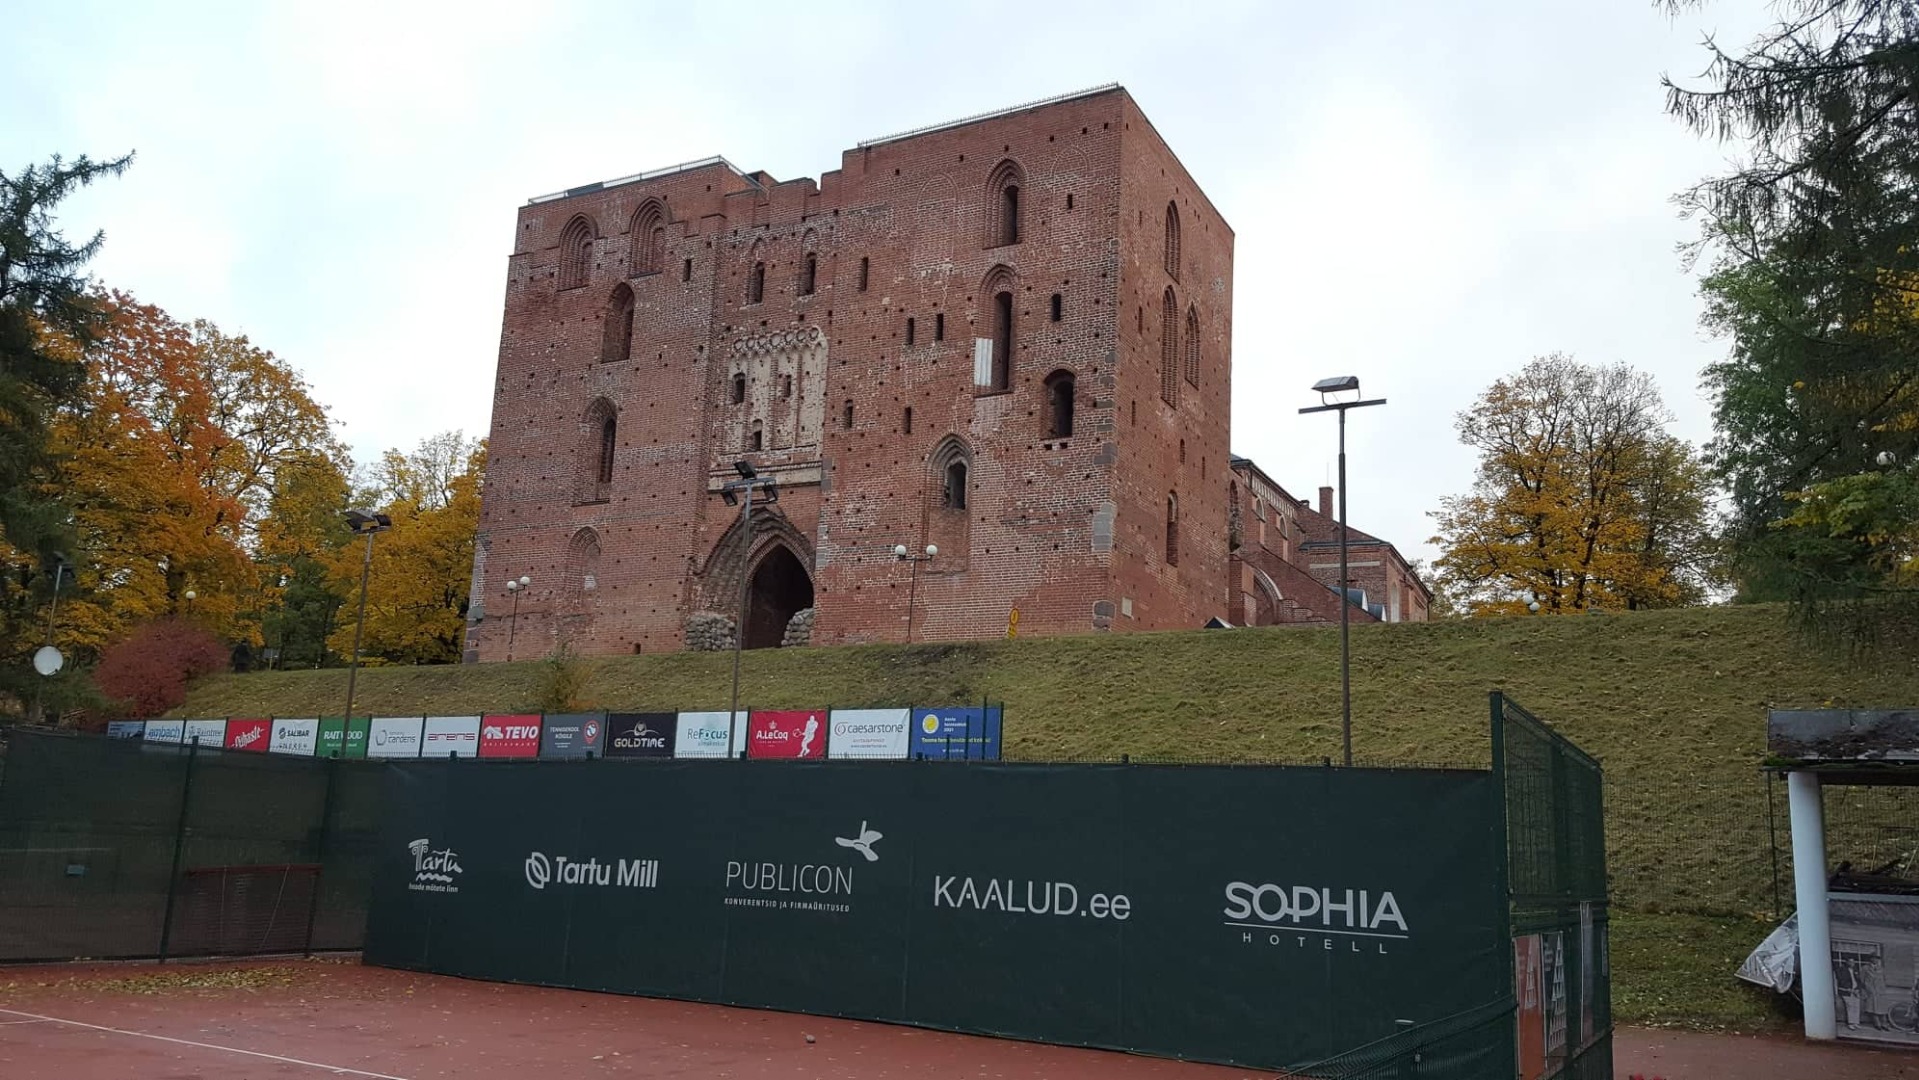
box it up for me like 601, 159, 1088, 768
892, 544, 938, 643
504, 575, 532, 660
721, 461, 780, 746
30, 557, 71, 724
1299, 376, 1386, 767
340, 509, 393, 725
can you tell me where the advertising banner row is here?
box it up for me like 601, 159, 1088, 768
365, 760, 1511, 1074
104, 706, 1002, 762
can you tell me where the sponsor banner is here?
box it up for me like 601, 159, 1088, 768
826, 708, 910, 759
479, 714, 541, 759
225, 718, 271, 752
316, 716, 347, 757
105, 720, 145, 739
368, 717, 425, 758
423, 716, 481, 758
365, 762, 1508, 1073
142, 720, 185, 745
909, 706, 1002, 760
342, 716, 371, 760
269, 717, 319, 756
540, 713, 606, 759
604, 713, 676, 758
673, 711, 746, 759
184, 719, 229, 748
747, 710, 827, 760
407, 838, 463, 895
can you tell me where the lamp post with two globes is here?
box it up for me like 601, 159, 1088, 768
504, 575, 532, 660
892, 543, 938, 643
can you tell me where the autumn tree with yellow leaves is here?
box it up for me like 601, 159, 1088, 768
325, 433, 483, 667
1430, 354, 1720, 615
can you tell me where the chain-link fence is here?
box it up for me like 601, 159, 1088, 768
1497, 692, 1612, 1080
0, 728, 378, 962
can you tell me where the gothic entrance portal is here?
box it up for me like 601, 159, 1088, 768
743, 545, 813, 649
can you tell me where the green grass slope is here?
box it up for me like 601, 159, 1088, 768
178, 604, 1919, 1030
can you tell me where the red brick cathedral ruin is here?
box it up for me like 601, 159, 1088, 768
466, 86, 1425, 661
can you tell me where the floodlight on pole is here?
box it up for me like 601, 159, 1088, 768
1299, 376, 1387, 767
341, 509, 393, 725
721, 461, 781, 749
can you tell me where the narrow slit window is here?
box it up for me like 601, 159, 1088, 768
598, 417, 616, 485
934, 313, 945, 341
906, 317, 916, 346
944, 460, 968, 510
843, 400, 855, 429
800, 253, 817, 296
858, 256, 870, 292
730, 373, 746, 405
903, 406, 914, 434
1165, 494, 1180, 567
1050, 293, 1062, 322
682, 257, 692, 282
747, 261, 765, 304
991, 291, 1013, 390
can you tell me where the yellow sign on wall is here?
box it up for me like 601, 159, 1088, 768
1007, 608, 1020, 639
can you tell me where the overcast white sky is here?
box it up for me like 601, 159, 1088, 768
5, 0, 1774, 564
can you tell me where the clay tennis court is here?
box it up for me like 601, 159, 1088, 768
0, 957, 1271, 1079
3, 957, 1914, 1079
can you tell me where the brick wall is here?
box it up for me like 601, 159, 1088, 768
469, 87, 1241, 659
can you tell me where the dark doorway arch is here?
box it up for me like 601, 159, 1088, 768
743, 545, 813, 649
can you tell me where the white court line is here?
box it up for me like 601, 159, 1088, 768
0, 1007, 411, 1079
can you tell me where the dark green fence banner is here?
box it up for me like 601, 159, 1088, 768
366, 761, 1510, 1073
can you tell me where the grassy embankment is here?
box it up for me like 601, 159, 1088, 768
180, 604, 1919, 1031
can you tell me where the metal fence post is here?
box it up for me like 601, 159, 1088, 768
302, 752, 341, 957
156, 736, 200, 963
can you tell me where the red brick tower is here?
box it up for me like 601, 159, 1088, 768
467, 86, 1234, 660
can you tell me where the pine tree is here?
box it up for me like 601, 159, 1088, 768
0, 153, 130, 564
1665, 3, 1919, 641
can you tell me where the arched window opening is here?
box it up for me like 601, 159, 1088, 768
781, 374, 793, 399
1184, 306, 1201, 388
1045, 370, 1075, 438
730, 372, 746, 405
1160, 287, 1180, 407
991, 291, 1013, 390
986, 160, 1025, 248
602, 284, 634, 363
747, 261, 765, 304
1165, 493, 1180, 567
843, 399, 855, 429
800, 252, 817, 296
750, 421, 763, 452
578, 398, 617, 504
944, 459, 969, 510
558, 216, 594, 290
1164, 201, 1181, 280
565, 527, 602, 595
630, 202, 665, 275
